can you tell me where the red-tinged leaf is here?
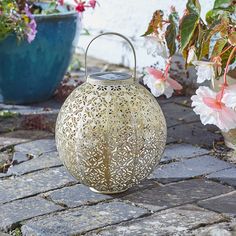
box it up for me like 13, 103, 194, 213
214, 0, 233, 9
204, 17, 229, 41
196, 23, 210, 59
211, 38, 228, 57
180, 13, 199, 51
165, 12, 179, 56
187, 0, 201, 15
221, 47, 236, 68
228, 32, 236, 46
142, 10, 164, 36
206, 4, 235, 24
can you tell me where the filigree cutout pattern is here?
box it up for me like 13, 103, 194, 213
56, 80, 167, 193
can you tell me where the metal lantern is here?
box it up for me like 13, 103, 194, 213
55, 32, 167, 194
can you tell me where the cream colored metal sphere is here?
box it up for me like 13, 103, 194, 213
55, 33, 167, 194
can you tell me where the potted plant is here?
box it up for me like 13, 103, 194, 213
0, 0, 96, 104
143, 0, 236, 148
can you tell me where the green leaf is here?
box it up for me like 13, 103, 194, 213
142, 10, 164, 36
214, 0, 233, 9
196, 24, 210, 59
211, 38, 228, 57
187, 0, 201, 15
204, 17, 229, 41
199, 39, 210, 59
142, 27, 154, 37
228, 32, 236, 46
206, 10, 218, 24
221, 47, 236, 69
181, 23, 200, 62
180, 13, 199, 51
206, 5, 235, 24
165, 12, 179, 56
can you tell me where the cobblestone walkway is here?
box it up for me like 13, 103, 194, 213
0, 62, 236, 236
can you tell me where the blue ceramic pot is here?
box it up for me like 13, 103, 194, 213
0, 6, 79, 104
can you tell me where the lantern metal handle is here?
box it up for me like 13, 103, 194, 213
85, 32, 137, 80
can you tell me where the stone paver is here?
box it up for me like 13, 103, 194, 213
88, 204, 225, 236
44, 180, 159, 208
0, 167, 76, 204
8, 151, 62, 176
150, 155, 232, 183
0, 100, 60, 115
0, 232, 11, 236
21, 202, 148, 236
157, 96, 191, 106
14, 139, 56, 157
190, 221, 236, 236
0, 116, 23, 134
198, 191, 236, 216
165, 117, 182, 128
0, 130, 53, 150
168, 123, 221, 148
161, 102, 199, 124
0, 82, 235, 236
207, 167, 236, 187
161, 143, 209, 163
122, 179, 233, 211
12, 152, 30, 164
0, 197, 63, 231
44, 184, 112, 208
166, 135, 179, 144
0, 173, 10, 178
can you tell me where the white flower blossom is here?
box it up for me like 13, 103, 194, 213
144, 35, 169, 59
187, 47, 197, 64
191, 86, 236, 132
222, 84, 236, 110
143, 67, 182, 98
193, 61, 216, 84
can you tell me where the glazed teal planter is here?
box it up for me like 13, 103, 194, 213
0, 5, 79, 104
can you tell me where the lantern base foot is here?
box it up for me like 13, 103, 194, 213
90, 187, 128, 194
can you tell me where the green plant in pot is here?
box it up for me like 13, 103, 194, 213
0, 0, 96, 104
143, 0, 236, 149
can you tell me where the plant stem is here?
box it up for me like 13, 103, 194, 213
219, 45, 233, 57
163, 58, 171, 79
223, 46, 236, 86
218, 46, 236, 102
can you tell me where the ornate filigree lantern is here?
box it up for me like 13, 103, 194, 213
55, 32, 167, 194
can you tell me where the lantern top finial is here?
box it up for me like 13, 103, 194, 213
89, 72, 131, 81
87, 71, 134, 85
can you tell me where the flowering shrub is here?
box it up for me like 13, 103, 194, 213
0, 0, 96, 43
143, 0, 236, 131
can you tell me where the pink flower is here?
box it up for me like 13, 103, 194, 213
24, 4, 33, 19
58, 0, 64, 5
191, 86, 236, 132
24, 4, 37, 43
75, 2, 86, 12
89, 0, 97, 8
26, 19, 37, 43
143, 67, 182, 98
